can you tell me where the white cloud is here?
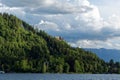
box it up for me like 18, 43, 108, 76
69, 37, 120, 49
107, 14, 120, 30
64, 23, 72, 30
75, 4, 103, 31
0, 2, 26, 19
34, 20, 60, 32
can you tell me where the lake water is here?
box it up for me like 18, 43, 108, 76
0, 74, 120, 80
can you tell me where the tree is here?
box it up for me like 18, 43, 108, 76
74, 60, 81, 73
109, 59, 114, 67
56, 64, 63, 73
64, 63, 70, 73
20, 59, 30, 72
108, 59, 115, 73
42, 62, 47, 73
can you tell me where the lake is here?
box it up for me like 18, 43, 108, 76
0, 74, 120, 80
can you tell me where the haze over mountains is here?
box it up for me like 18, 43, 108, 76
84, 48, 120, 62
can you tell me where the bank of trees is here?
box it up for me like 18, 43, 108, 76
0, 13, 120, 73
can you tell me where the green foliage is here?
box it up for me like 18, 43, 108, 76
0, 13, 119, 74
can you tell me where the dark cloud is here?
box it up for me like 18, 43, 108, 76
1, 0, 42, 7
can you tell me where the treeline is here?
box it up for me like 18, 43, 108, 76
0, 13, 120, 73
106, 59, 120, 73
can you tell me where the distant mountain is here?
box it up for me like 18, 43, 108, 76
84, 48, 120, 62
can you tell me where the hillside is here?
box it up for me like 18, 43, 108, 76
0, 13, 119, 74
84, 48, 120, 62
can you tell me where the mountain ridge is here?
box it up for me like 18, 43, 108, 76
84, 48, 120, 62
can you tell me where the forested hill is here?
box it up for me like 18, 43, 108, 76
0, 13, 119, 74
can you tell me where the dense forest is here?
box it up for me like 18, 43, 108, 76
0, 13, 120, 73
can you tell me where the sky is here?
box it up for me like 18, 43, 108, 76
0, 0, 120, 49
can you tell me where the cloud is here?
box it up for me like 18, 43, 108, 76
90, 0, 120, 18
107, 14, 120, 30
1, 0, 56, 7
34, 20, 60, 32
1, 0, 93, 14
69, 37, 120, 49
33, 0, 120, 42
0, 2, 26, 19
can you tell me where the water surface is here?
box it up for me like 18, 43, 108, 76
0, 73, 120, 80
